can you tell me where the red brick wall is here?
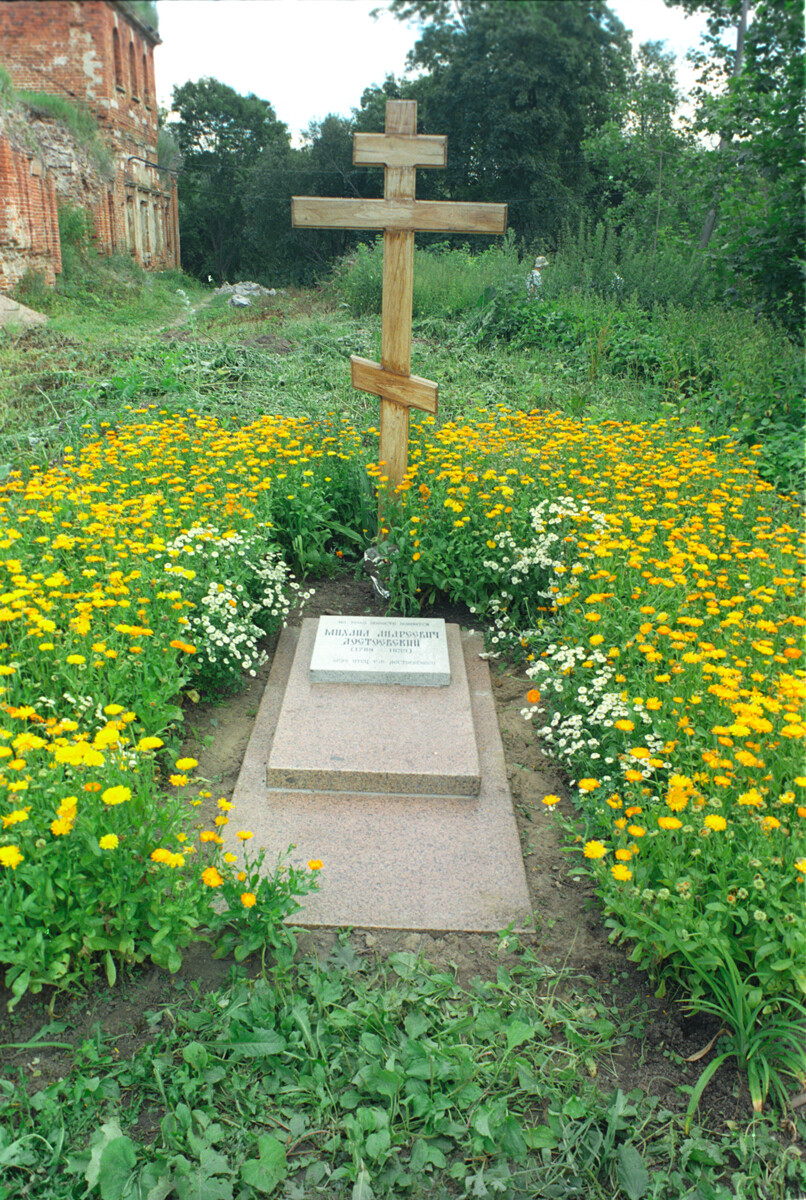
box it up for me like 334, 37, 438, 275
0, 0, 179, 283
0, 1, 159, 144
0, 134, 61, 290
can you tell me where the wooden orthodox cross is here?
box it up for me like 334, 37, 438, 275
292, 100, 507, 488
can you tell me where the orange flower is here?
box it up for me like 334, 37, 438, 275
308, 858, 323, 871
526, 689, 541, 705
202, 867, 223, 888
240, 892, 257, 907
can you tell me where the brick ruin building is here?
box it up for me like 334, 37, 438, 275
0, 0, 180, 291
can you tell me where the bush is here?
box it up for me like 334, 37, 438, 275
331, 235, 523, 319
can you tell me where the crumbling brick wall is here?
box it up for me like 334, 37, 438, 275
0, 0, 179, 289
0, 119, 61, 290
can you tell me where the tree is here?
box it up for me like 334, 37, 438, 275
386, 0, 632, 246
243, 114, 379, 285
583, 40, 700, 246
169, 78, 291, 282
667, 0, 805, 327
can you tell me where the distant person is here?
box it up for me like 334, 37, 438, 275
527, 256, 548, 298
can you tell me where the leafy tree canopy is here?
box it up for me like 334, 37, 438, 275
385, 0, 632, 243
169, 79, 291, 282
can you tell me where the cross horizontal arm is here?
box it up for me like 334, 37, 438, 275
292, 197, 508, 235
351, 356, 438, 414
353, 132, 447, 169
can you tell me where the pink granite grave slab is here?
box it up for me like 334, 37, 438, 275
266, 619, 479, 796
226, 624, 532, 933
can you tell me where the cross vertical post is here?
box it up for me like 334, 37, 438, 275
378, 100, 416, 487
291, 100, 507, 499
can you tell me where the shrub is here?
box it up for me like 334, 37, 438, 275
331, 236, 523, 319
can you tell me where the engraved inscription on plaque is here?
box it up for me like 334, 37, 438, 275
309, 615, 450, 686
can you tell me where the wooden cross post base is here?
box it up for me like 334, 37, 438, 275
292, 100, 507, 503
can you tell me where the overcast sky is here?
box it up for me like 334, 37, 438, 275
154, 0, 711, 141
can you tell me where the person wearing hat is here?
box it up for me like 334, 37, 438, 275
527, 256, 548, 298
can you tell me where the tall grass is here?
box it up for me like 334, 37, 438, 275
541, 219, 712, 310
330, 234, 522, 318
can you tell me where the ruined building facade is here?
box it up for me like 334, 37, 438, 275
0, 0, 180, 290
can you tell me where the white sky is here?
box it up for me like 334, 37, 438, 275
154, 0, 711, 142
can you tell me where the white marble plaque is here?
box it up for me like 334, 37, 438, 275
309, 615, 451, 686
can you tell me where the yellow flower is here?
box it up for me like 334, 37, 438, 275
577, 779, 600, 793
99, 834, 119, 850
658, 816, 682, 830
0, 845, 23, 869
137, 736, 163, 751
169, 774, 189, 787
240, 892, 257, 907
704, 814, 727, 831
795, 858, 806, 874
541, 794, 561, 807
202, 866, 223, 888
102, 785, 131, 807
583, 841, 607, 859
611, 864, 632, 881
236, 830, 254, 841
1, 809, 30, 829
175, 757, 198, 771
308, 858, 323, 870
614, 720, 634, 732
223, 852, 237, 864
50, 817, 74, 836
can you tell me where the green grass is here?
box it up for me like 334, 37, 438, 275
1, 942, 800, 1199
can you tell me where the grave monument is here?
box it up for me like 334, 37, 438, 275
228, 103, 530, 932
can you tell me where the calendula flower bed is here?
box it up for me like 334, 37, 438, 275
0, 404, 803, 1025
376, 408, 805, 1014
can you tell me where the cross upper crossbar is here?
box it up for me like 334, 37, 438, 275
291, 100, 507, 491
292, 198, 507, 235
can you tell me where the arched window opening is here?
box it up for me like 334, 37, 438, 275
112, 28, 123, 88
142, 52, 149, 104
129, 40, 138, 99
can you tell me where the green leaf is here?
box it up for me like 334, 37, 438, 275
616, 1144, 649, 1200
524, 1125, 558, 1151
224, 1026, 286, 1056
98, 1136, 137, 1200
104, 951, 117, 987
562, 1096, 588, 1119
241, 1135, 288, 1195
353, 1063, 402, 1100
409, 1138, 428, 1173
365, 1128, 391, 1160
404, 1011, 429, 1040
504, 1019, 536, 1053
499, 1116, 527, 1162
352, 1167, 374, 1200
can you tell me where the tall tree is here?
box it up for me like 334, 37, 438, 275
387, 0, 631, 245
169, 78, 290, 282
583, 40, 699, 245
667, 0, 805, 327
243, 114, 381, 284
